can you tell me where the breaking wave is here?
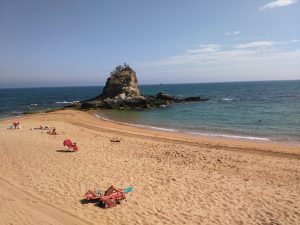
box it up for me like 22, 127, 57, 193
56, 101, 79, 104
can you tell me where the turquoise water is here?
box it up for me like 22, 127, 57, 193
96, 80, 300, 143
1, 80, 300, 143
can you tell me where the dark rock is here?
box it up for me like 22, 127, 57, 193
99, 65, 140, 99
66, 65, 209, 110
155, 92, 174, 101
183, 96, 209, 102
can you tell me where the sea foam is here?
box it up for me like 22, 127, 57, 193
94, 114, 178, 132
188, 131, 270, 141
56, 101, 79, 104
222, 98, 233, 101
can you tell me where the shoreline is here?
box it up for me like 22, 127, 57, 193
0, 109, 299, 224
94, 112, 271, 141
92, 110, 300, 148
2, 109, 300, 153
2, 103, 299, 146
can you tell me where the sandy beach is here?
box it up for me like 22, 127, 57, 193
0, 109, 299, 225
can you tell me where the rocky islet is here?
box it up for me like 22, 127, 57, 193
69, 65, 208, 110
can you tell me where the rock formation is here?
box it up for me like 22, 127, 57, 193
99, 66, 141, 99
68, 65, 208, 110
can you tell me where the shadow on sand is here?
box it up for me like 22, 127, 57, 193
80, 199, 106, 208
80, 199, 99, 205
80, 199, 121, 208
56, 149, 75, 153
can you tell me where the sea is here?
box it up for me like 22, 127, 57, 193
1, 80, 300, 144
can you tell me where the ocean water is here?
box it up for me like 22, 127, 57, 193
0, 86, 99, 118
1, 80, 300, 143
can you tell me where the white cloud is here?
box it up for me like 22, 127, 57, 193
260, 0, 298, 11
135, 45, 300, 83
226, 30, 241, 36
235, 41, 274, 49
235, 40, 299, 48
134, 45, 300, 83
134, 40, 300, 73
132, 38, 300, 83
288, 39, 299, 43
186, 44, 220, 54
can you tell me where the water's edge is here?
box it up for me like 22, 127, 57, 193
93, 112, 300, 148
1, 81, 299, 145
93, 112, 271, 141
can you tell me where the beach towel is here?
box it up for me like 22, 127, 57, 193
100, 191, 126, 208
85, 190, 103, 200
7, 125, 14, 129
84, 186, 133, 208
123, 186, 133, 193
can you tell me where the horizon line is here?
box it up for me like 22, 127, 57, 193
0, 78, 299, 89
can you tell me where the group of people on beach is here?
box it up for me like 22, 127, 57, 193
33, 125, 58, 135
31, 124, 69, 136
33, 125, 77, 151
31, 125, 57, 135
7, 120, 132, 208
10, 122, 77, 151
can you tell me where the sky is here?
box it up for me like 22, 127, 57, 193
0, 0, 299, 88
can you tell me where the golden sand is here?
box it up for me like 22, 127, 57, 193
0, 110, 299, 225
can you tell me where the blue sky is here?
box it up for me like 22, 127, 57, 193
0, 0, 299, 88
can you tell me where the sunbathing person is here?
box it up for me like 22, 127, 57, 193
84, 185, 133, 208
47, 127, 57, 135
33, 125, 49, 130
85, 189, 103, 200
85, 185, 119, 200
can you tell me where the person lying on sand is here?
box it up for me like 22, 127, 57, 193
31, 125, 49, 130
85, 185, 120, 200
47, 127, 58, 135
47, 127, 64, 135
84, 185, 133, 208
85, 185, 125, 208
85, 189, 103, 200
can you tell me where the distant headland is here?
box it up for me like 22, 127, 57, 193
68, 64, 208, 110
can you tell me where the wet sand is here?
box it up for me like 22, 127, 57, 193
0, 109, 299, 225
